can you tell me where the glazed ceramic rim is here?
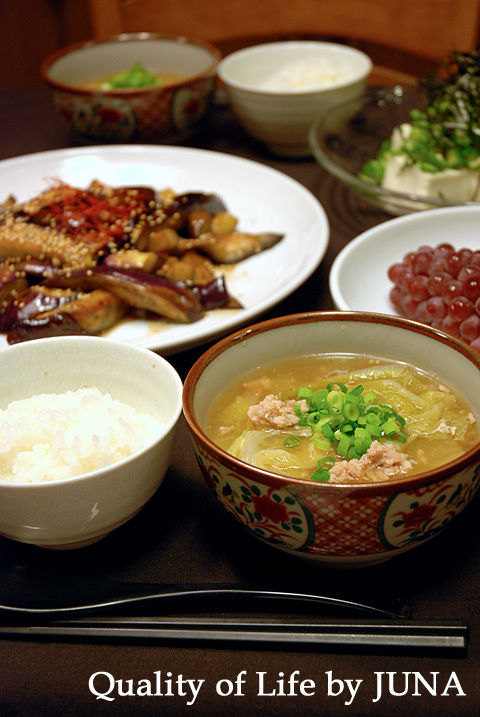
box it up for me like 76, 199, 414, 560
218, 40, 372, 97
183, 311, 480, 497
309, 85, 480, 210
0, 335, 183, 489
41, 32, 221, 98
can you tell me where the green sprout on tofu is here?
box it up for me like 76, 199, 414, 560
360, 50, 480, 184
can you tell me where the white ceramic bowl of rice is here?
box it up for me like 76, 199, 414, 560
218, 41, 372, 157
0, 335, 182, 548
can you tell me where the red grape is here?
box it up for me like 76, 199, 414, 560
403, 251, 417, 266
463, 277, 480, 303
435, 243, 455, 254
389, 286, 404, 310
403, 294, 420, 316
417, 245, 434, 254
408, 275, 430, 302
458, 264, 480, 282
428, 256, 449, 274
387, 242, 480, 353
387, 262, 406, 283
459, 248, 473, 263
412, 252, 432, 275
397, 268, 414, 291
448, 296, 474, 321
442, 279, 464, 305
426, 296, 447, 320
427, 271, 451, 296
460, 314, 480, 342
446, 251, 468, 277
415, 301, 432, 323
471, 336, 480, 352
441, 315, 461, 337
389, 263, 414, 291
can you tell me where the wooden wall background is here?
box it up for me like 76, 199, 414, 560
2, 0, 480, 89
0, 0, 92, 88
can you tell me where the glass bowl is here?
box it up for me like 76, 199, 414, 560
309, 84, 480, 215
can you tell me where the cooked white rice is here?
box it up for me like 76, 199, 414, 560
0, 388, 161, 483
258, 58, 351, 91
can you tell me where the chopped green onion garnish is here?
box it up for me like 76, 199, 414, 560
283, 435, 301, 448
312, 389, 328, 407
367, 423, 383, 437
295, 383, 407, 482
321, 422, 335, 441
327, 382, 348, 393
344, 402, 360, 420
101, 62, 161, 89
327, 391, 345, 413
311, 468, 330, 482
298, 387, 313, 400
313, 435, 331, 450
307, 411, 322, 426
318, 456, 336, 469
382, 417, 401, 436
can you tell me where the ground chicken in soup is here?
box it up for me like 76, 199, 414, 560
205, 354, 478, 483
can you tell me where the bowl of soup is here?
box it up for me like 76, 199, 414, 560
41, 34, 220, 142
183, 312, 480, 567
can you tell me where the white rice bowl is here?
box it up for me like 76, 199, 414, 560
0, 335, 182, 548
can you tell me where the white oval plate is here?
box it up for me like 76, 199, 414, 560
330, 205, 480, 312
0, 145, 328, 353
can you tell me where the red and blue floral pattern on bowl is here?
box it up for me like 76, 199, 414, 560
380, 464, 480, 548
194, 440, 480, 565
53, 77, 214, 142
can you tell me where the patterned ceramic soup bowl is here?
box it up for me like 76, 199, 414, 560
41, 33, 220, 142
183, 312, 480, 567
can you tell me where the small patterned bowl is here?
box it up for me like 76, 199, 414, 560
183, 312, 480, 567
41, 33, 220, 143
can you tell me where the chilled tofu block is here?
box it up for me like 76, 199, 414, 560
382, 154, 480, 200
382, 124, 480, 200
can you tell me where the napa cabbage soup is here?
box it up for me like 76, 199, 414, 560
205, 354, 478, 483
78, 63, 186, 90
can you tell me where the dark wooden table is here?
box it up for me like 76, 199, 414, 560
0, 89, 479, 717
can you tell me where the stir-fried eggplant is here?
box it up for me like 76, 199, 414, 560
8, 314, 89, 344
0, 261, 28, 304
200, 231, 284, 264
103, 249, 159, 272
44, 266, 204, 323
185, 276, 243, 310
50, 290, 128, 332
6, 289, 127, 344
0, 287, 79, 332
0, 182, 283, 342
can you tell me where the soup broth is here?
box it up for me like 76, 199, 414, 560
205, 354, 478, 483
78, 71, 186, 90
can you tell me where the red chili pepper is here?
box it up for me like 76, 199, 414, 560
27, 185, 155, 252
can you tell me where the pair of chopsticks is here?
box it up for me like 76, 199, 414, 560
0, 616, 468, 653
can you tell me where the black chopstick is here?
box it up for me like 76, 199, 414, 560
0, 617, 468, 653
